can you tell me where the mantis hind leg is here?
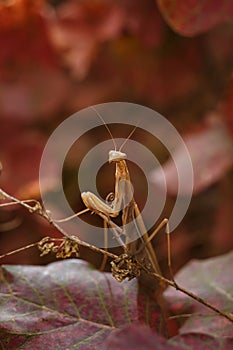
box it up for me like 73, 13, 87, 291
99, 218, 109, 271
148, 218, 176, 283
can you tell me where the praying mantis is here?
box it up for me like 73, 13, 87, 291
77, 107, 171, 290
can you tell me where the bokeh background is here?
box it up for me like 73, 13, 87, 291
0, 0, 232, 275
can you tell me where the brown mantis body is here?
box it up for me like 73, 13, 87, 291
80, 109, 170, 292
82, 149, 168, 283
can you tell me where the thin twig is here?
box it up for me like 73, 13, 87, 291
139, 264, 233, 323
0, 188, 118, 260
0, 242, 41, 259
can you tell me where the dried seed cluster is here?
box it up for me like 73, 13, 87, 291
38, 237, 79, 258
111, 253, 140, 282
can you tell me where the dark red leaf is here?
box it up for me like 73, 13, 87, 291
171, 333, 233, 350
157, 0, 233, 36
48, 0, 125, 78
220, 75, 233, 135
122, 0, 165, 47
104, 324, 177, 350
211, 184, 233, 253
0, 0, 70, 120
164, 251, 233, 338
0, 259, 167, 349
104, 323, 233, 350
0, 0, 56, 67
150, 116, 233, 195
0, 121, 44, 196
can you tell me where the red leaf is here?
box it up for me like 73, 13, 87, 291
171, 333, 233, 350
0, 67, 70, 121
157, 0, 233, 36
48, 0, 125, 78
104, 324, 233, 350
0, 259, 167, 349
220, 75, 233, 135
150, 116, 233, 195
0, 121, 45, 196
122, 0, 165, 47
211, 186, 233, 253
0, 0, 70, 120
164, 251, 233, 338
104, 324, 177, 350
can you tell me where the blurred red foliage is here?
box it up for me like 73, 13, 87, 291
0, 0, 232, 269
157, 0, 233, 36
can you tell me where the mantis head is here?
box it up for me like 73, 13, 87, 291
109, 150, 127, 163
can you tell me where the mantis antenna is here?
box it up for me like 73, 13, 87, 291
91, 106, 140, 153
119, 123, 139, 152
90, 106, 117, 151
